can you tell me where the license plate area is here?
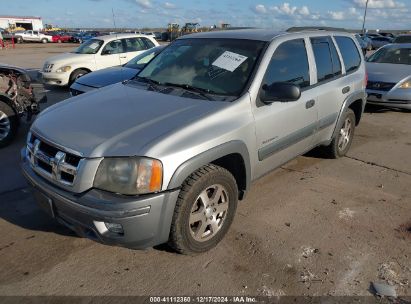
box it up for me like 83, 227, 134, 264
33, 189, 55, 218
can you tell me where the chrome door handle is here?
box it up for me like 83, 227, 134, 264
305, 99, 315, 109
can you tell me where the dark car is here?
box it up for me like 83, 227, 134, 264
70, 45, 165, 96
0, 65, 46, 147
370, 36, 393, 50
393, 34, 411, 44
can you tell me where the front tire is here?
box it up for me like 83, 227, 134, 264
0, 102, 18, 148
169, 164, 238, 254
68, 69, 88, 86
41, 38, 48, 44
323, 108, 356, 159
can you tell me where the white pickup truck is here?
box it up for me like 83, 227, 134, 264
15, 30, 53, 43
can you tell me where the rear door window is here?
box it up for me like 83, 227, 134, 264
141, 37, 156, 49
310, 36, 341, 83
123, 38, 146, 52
334, 36, 361, 73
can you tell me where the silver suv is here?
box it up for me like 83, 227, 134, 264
22, 29, 366, 254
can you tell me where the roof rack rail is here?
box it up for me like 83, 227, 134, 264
286, 26, 348, 33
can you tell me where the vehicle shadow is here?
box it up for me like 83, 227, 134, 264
0, 185, 77, 238
364, 104, 411, 114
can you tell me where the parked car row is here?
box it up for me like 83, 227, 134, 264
0, 29, 162, 44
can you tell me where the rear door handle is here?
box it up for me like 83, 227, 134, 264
342, 86, 351, 94
306, 99, 315, 109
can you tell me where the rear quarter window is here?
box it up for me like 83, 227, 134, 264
334, 36, 361, 73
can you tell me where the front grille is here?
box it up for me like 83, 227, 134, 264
43, 63, 54, 73
69, 88, 84, 96
27, 133, 82, 186
367, 81, 396, 91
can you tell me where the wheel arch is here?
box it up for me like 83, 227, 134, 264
69, 67, 92, 82
167, 141, 251, 200
331, 90, 366, 141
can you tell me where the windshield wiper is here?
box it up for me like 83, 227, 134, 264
133, 76, 161, 91
162, 82, 215, 101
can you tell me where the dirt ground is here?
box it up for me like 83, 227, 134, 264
0, 43, 410, 299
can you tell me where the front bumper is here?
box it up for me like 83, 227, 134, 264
40, 71, 70, 86
21, 155, 179, 249
367, 89, 411, 110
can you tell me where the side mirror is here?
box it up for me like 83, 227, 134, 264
260, 82, 301, 103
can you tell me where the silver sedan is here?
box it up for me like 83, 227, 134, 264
366, 44, 411, 110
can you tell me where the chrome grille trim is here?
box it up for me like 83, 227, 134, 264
43, 63, 54, 73
26, 134, 82, 187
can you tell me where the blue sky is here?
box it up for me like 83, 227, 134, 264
3, 0, 411, 29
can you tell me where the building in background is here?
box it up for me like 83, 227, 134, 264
0, 16, 43, 31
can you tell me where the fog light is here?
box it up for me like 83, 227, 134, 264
104, 222, 124, 234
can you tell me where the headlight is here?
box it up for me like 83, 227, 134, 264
399, 80, 411, 89
56, 66, 71, 73
94, 157, 163, 195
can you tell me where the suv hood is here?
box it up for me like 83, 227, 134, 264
32, 82, 228, 158
75, 67, 137, 88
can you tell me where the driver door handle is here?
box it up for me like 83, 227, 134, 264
305, 99, 315, 109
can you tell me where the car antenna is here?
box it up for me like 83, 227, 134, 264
111, 8, 123, 69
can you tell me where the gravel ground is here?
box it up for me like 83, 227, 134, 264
0, 43, 410, 299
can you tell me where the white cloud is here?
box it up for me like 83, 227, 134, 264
352, 0, 405, 9
272, 2, 297, 15
253, 4, 268, 14
298, 6, 310, 16
328, 10, 345, 20
135, 0, 152, 9
164, 2, 176, 9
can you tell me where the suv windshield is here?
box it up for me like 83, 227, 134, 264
367, 46, 411, 65
137, 38, 266, 96
73, 39, 103, 54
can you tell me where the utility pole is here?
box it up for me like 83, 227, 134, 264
362, 0, 369, 34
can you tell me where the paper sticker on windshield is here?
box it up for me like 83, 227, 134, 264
212, 51, 248, 72
89, 42, 99, 49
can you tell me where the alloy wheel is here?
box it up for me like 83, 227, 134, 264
189, 184, 229, 242
338, 117, 353, 151
0, 110, 11, 141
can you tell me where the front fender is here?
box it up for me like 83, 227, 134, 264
167, 140, 251, 192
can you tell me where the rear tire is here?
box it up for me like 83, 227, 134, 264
0, 102, 18, 148
68, 69, 88, 86
169, 164, 238, 254
322, 108, 356, 159
41, 38, 47, 44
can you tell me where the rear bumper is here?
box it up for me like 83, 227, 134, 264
21, 155, 179, 249
367, 89, 411, 110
